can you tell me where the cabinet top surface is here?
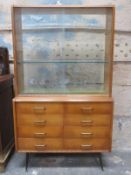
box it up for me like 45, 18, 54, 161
12, 5, 115, 8
13, 95, 113, 102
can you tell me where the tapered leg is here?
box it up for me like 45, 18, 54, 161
25, 153, 29, 172
98, 153, 104, 171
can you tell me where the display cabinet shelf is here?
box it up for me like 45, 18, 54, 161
17, 59, 108, 64
22, 26, 106, 30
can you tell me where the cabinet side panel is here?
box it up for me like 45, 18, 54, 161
109, 100, 114, 151
13, 100, 18, 151
12, 7, 24, 95
104, 7, 115, 96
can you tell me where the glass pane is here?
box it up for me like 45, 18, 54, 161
17, 61, 106, 94
13, 7, 113, 94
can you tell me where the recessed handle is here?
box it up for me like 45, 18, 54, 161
81, 144, 92, 149
81, 120, 93, 126
35, 144, 47, 149
34, 120, 47, 126
34, 133, 47, 138
81, 107, 94, 113
81, 132, 93, 138
33, 106, 46, 113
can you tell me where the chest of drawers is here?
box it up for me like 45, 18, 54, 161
13, 96, 113, 153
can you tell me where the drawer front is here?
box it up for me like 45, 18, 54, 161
18, 138, 63, 151
66, 102, 112, 114
17, 126, 63, 138
16, 103, 63, 114
17, 114, 63, 126
64, 138, 110, 151
64, 126, 110, 138
65, 114, 111, 126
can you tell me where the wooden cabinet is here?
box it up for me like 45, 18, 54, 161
12, 6, 114, 155
0, 75, 14, 171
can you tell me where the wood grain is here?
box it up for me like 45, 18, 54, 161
64, 126, 110, 138
64, 138, 110, 150
17, 138, 63, 151
17, 126, 63, 138
66, 102, 112, 114
17, 113, 63, 126
65, 114, 111, 126
16, 102, 63, 114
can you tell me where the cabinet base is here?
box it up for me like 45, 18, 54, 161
25, 152, 104, 172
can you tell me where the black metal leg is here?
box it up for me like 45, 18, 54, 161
25, 153, 29, 172
98, 153, 104, 171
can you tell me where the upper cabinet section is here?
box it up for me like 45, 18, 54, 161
12, 6, 115, 96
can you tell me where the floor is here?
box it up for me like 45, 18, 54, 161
1, 151, 131, 175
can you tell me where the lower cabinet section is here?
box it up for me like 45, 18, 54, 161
13, 98, 113, 153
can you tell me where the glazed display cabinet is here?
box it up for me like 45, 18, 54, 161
12, 5, 115, 169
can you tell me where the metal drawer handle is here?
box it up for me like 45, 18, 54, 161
34, 120, 47, 126
81, 120, 93, 126
33, 106, 46, 112
81, 144, 92, 149
81, 107, 94, 113
81, 132, 93, 137
34, 133, 47, 138
35, 144, 47, 149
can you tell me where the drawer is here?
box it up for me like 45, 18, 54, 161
65, 114, 111, 126
64, 138, 110, 151
16, 103, 63, 114
17, 114, 63, 126
66, 102, 112, 114
64, 126, 110, 138
17, 138, 63, 151
17, 126, 63, 138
